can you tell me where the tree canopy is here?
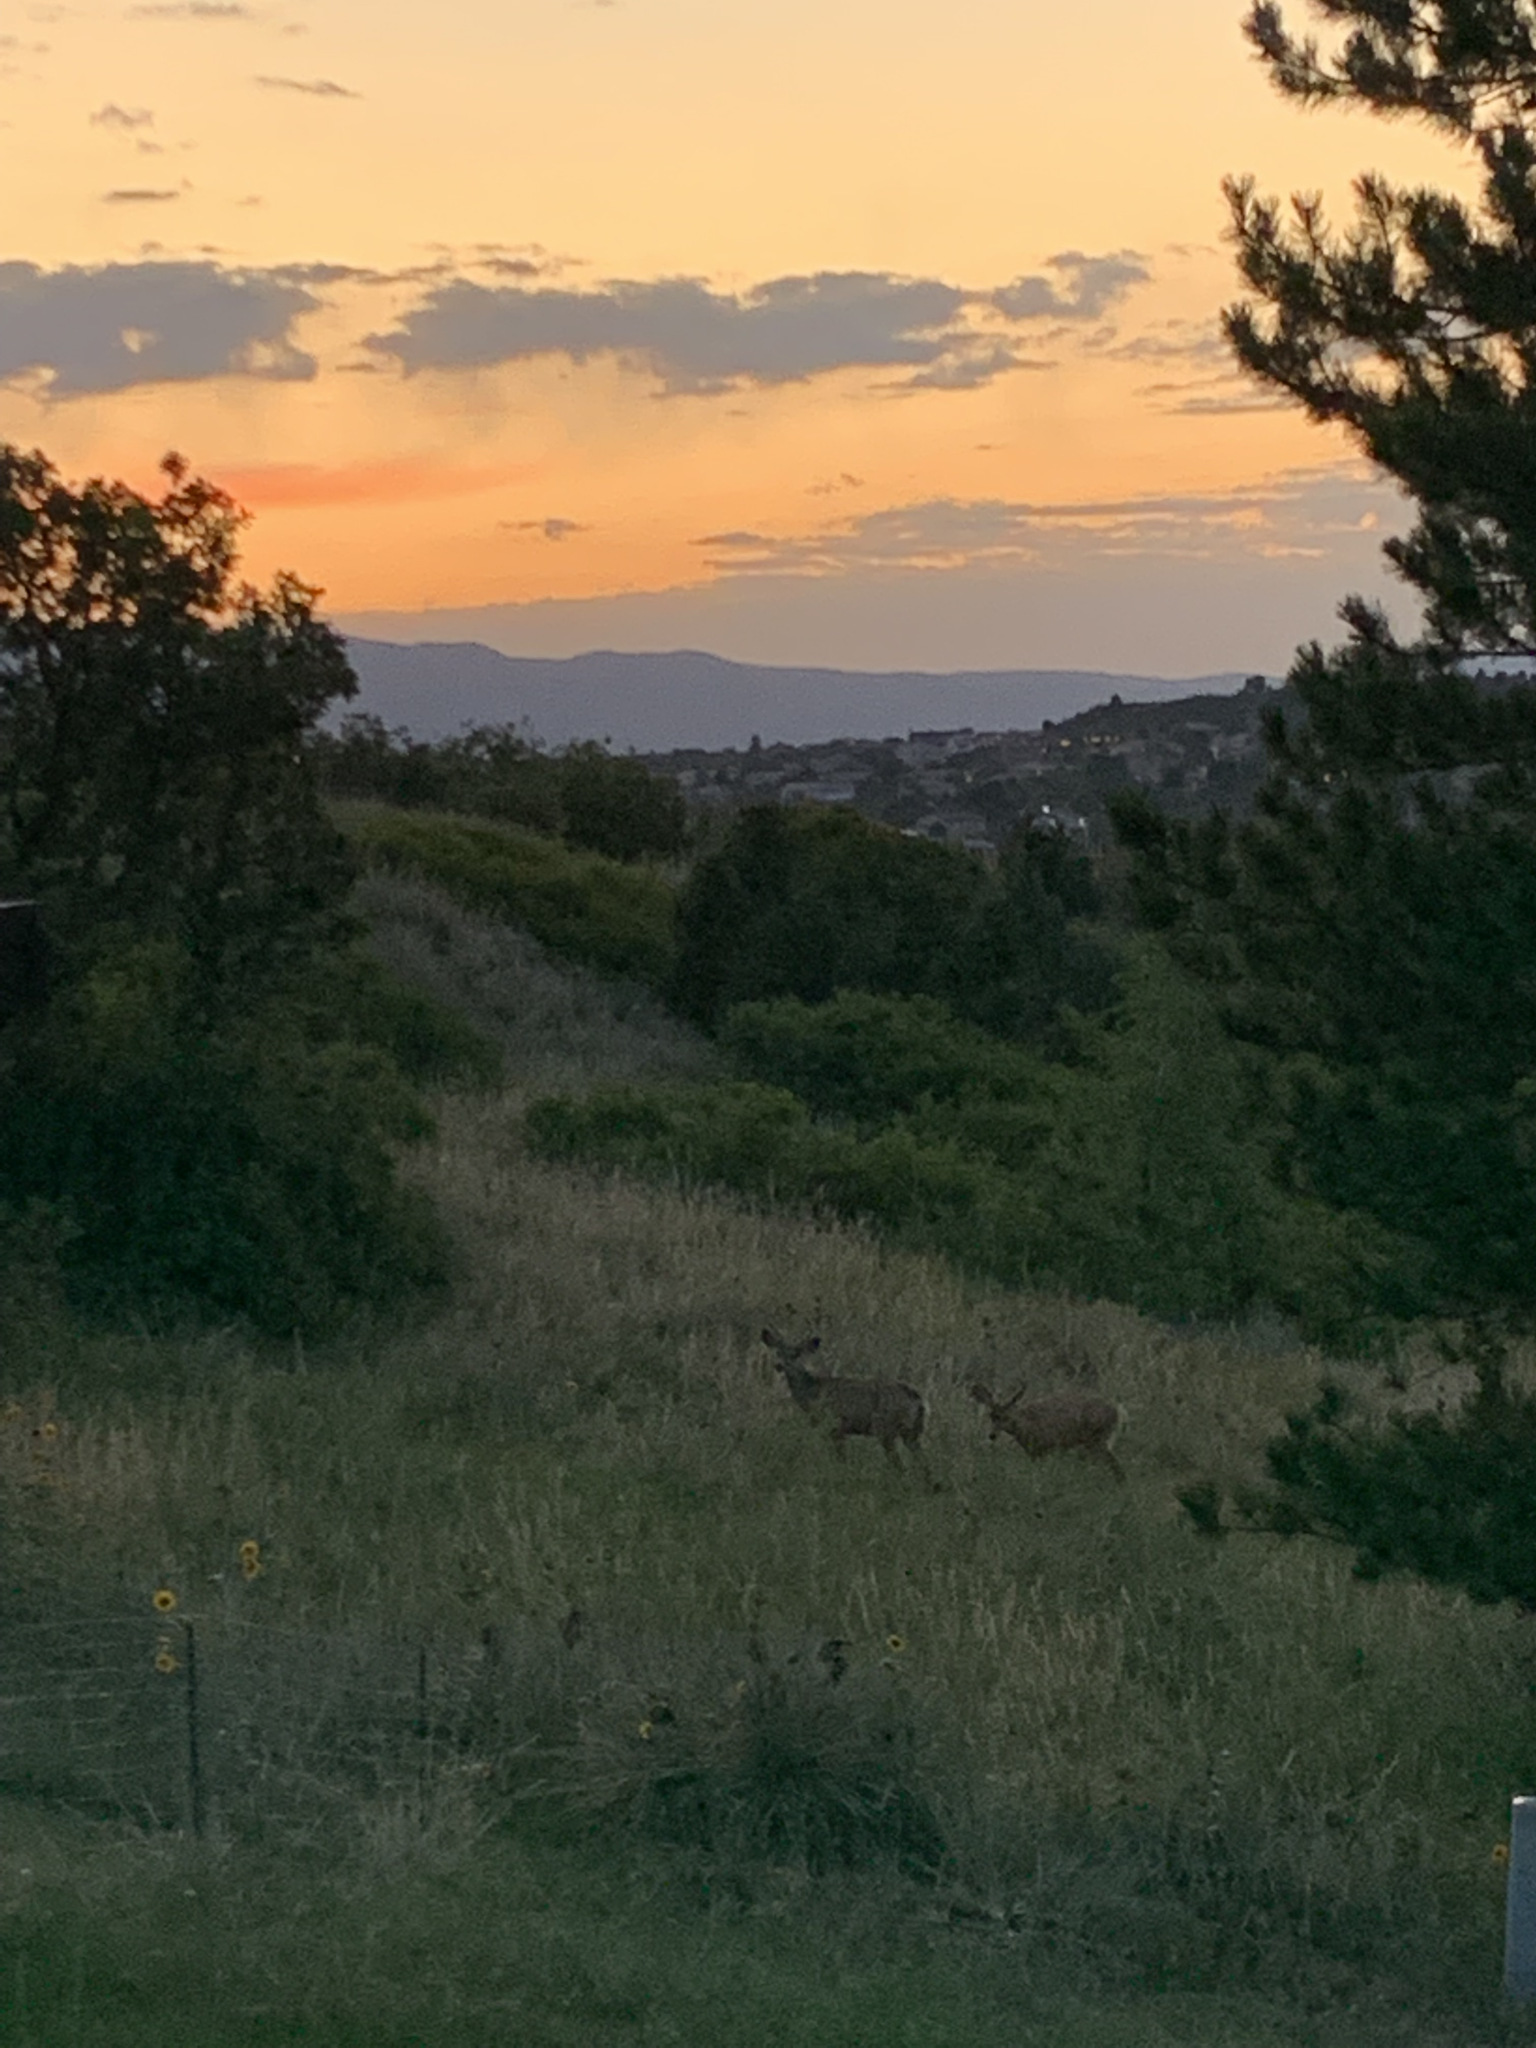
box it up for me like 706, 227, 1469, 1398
0, 447, 449, 1333
1114, 0, 1536, 1325
1228, 0, 1536, 653
0, 445, 356, 1013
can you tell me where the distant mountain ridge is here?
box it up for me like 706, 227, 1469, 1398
339, 639, 1262, 754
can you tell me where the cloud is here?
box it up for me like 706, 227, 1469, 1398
1094, 319, 1228, 365
904, 341, 1051, 391
1156, 389, 1295, 416
91, 102, 153, 129
686, 469, 1406, 580
0, 259, 321, 395
128, 3, 252, 15
255, 73, 360, 97
362, 259, 1146, 397
499, 516, 590, 541
991, 250, 1150, 322
1135, 369, 1294, 415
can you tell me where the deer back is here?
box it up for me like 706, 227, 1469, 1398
765, 1330, 925, 1444
971, 1380, 1121, 1457
813, 1372, 926, 1444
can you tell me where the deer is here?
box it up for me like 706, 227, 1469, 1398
761, 1329, 930, 1478
969, 1380, 1125, 1483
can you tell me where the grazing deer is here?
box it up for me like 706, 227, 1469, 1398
969, 1381, 1125, 1483
761, 1329, 929, 1476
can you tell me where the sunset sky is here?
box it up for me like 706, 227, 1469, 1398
2, 0, 1473, 674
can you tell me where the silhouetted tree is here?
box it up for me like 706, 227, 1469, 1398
555, 742, 687, 864
0, 447, 446, 1331
0, 444, 355, 1014
1114, 0, 1536, 1320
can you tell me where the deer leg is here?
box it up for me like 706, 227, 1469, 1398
1094, 1446, 1126, 1484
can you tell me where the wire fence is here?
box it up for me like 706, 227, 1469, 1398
1, 1603, 569, 1837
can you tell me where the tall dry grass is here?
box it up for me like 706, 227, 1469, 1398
5, 875, 1535, 2041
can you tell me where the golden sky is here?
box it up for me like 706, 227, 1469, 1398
1, 0, 1472, 672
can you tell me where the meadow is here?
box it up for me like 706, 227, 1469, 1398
5, 873, 1536, 2046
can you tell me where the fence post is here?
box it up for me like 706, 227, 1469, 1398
1506, 1796, 1536, 2000
416, 1644, 430, 1823
183, 1621, 205, 1839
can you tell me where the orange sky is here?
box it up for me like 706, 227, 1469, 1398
1, 0, 1472, 672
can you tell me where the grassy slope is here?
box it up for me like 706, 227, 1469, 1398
4, 875, 1536, 2046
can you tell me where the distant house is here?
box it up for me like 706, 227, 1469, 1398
898, 729, 977, 767
910, 812, 994, 851
1460, 654, 1536, 690
778, 781, 858, 806
1035, 803, 1090, 841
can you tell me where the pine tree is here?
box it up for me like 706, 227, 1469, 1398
1114, 0, 1536, 1321
1228, 0, 1536, 654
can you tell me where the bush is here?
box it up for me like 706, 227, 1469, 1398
526, 1080, 1040, 1287
721, 990, 1051, 1127
313, 718, 687, 861
555, 742, 688, 864
340, 805, 677, 987
1023, 943, 1400, 1332
0, 940, 449, 1334
530, 945, 1396, 1333
566, 1642, 946, 1880
672, 806, 1117, 1043
670, 806, 991, 1029
298, 943, 502, 1091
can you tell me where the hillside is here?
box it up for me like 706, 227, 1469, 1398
340, 637, 1259, 753
4, 872, 1531, 2047
641, 675, 1291, 849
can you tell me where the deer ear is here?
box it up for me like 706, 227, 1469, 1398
762, 1328, 777, 1346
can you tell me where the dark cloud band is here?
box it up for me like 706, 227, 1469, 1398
363, 255, 1150, 397
688, 472, 1397, 577
0, 260, 320, 396
0, 250, 1154, 403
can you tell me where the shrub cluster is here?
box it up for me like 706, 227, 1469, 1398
671, 805, 1116, 1046
529, 951, 1390, 1332
341, 805, 677, 989
0, 448, 477, 1336
313, 715, 688, 864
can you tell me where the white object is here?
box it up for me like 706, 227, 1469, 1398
1506, 1797, 1536, 1999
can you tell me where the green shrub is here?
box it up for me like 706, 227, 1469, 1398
313, 719, 687, 862
526, 1080, 1039, 1286
0, 939, 449, 1334
672, 806, 1117, 1042
670, 806, 991, 1028
340, 805, 677, 987
530, 944, 1396, 1332
721, 990, 1052, 1127
1024, 943, 1400, 1332
568, 1645, 946, 1880
555, 741, 688, 863
299, 943, 502, 1090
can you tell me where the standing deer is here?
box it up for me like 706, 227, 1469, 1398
969, 1381, 1125, 1483
761, 1329, 930, 1476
